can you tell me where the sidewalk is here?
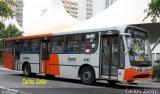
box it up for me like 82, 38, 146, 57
0, 65, 3, 67
129, 79, 160, 88
0, 64, 3, 68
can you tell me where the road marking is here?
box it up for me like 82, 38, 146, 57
0, 86, 31, 94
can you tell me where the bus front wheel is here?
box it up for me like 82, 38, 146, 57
23, 64, 31, 76
107, 80, 119, 85
80, 67, 95, 85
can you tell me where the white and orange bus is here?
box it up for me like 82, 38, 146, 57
3, 26, 152, 85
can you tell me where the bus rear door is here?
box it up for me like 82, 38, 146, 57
40, 39, 50, 74
13, 41, 20, 70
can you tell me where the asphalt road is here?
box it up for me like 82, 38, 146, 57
0, 67, 159, 94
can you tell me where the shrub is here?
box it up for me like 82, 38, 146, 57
153, 66, 160, 80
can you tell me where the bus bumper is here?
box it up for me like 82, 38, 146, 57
123, 68, 153, 81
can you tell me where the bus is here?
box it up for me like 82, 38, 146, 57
3, 26, 152, 85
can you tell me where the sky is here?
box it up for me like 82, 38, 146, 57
23, 0, 51, 29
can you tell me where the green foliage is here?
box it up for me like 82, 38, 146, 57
0, 24, 23, 38
0, 22, 23, 49
153, 66, 160, 79
5, 0, 17, 7
145, 0, 160, 22
0, 0, 14, 18
0, 58, 3, 65
0, 21, 5, 30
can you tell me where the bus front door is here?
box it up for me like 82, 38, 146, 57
13, 42, 20, 70
40, 40, 50, 74
101, 35, 119, 79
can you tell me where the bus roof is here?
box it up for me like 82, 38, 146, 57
5, 25, 148, 41
4, 33, 53, 41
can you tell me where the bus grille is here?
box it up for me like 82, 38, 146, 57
133, 74, 150, 78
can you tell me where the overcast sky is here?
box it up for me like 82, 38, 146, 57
23, 0, 51, 29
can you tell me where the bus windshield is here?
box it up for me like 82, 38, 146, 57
126, 28, 152, 67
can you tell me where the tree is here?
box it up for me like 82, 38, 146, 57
0, 0, 14, 18
0, 21, 5, 48
0, 24, 23, 38
4, 0, 17, 6
0, 21, 5, 31
0, 22, 23, 50
145, 0, 160, 22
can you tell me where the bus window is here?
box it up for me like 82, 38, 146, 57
5, 41, 13, 53
81, 33, 98, 53
30, 39, 40, 54
21, 40, 30, 54
67, 35, 80, 53
51, 36, 66, 54
119, 37, 125, 68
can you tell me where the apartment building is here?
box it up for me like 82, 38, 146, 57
62, 0, 116, 21
15, 0, 23, 27
62, 0, 78, 18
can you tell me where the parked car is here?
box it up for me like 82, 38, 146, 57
153, 59, 160, 66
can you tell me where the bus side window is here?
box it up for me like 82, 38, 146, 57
51, 36, 66, 54
67, 35, 80, 53
30, 39, 40, 54
81, 33, 98, 53
21, 40, 30, 54
5, 41, 13, 53
119, 37, 125, 68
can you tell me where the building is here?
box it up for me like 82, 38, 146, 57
106, 0, 117, 8
62, 0, 117, 21
15, 0, 23, 27
62, 0, 78, 18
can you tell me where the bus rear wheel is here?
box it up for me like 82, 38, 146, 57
80, 67, 95, 85
23, 64, 31, 76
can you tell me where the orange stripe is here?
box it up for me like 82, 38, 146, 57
42, 60, 50, 73
49, 54, 60, 75
3, 53, 14, 70
5, 33, 53, 41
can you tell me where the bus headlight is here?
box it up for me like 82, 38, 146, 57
147, 67, 152, 70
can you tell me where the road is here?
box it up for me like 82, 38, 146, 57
0, 67, 159, 94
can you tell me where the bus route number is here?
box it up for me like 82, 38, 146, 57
23, 57, 30, 60
84, 58, 90, 62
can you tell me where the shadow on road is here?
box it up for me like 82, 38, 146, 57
10, 73, 155, 90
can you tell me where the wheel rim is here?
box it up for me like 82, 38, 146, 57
24, 66, 29, 75
83, 71, 92, 82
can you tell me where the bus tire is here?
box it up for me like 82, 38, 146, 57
23, 63, 31, 76
80, 67, 95, 85
107, 80, 118, 85
45, 74, 55, 79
